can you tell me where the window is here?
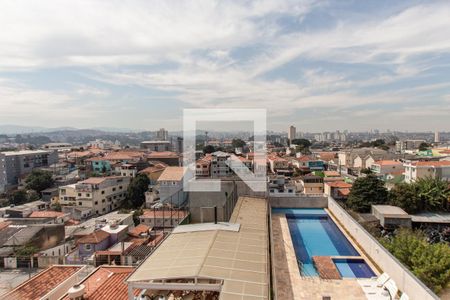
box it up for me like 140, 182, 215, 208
101, 191, 105, 194
112, 188, 116, 191
119, 186, 122, 189
78, 193, 81, 197
94, 201, 98, 205
84, 244, 92, 251
78, 202, 82, 206
86, 193, 90, 197
102, 199, 105, 203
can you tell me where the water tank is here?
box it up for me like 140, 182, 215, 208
68, 284, 85, 300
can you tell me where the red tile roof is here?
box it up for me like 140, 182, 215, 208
413, 161, 450, 167
61, 266, 138, 300
373, 160, 402, 166
326, 181, 352, 188
29, 211, 66, 218
77, 230, 110, 244
337, 188, 351, 196
3, 266, 83, 300
129, 224, 151, 237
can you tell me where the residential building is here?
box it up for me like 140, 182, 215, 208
196, 155, 212, 177
139, 209, 189, 229
28, 211, 70, 224
291, 155, 325, 171
140, 140, 172, 151
395, 139, 426, 153
157, 166, 186, 206
210, 151, 232, 177
0, 149, 58, 191
267, 154, 289, 174
404, 160, 450, 183
59, 176, 130, 216
298, 174, 324, 194
0, 200, 49, 218
156, 128, 169, 141
77, 230, 111, 259
146, 151, 180, 166
86, 157, 112, 174
372, 205, 412, 228
288, 125, 296, 142
268, 175, 296, 197
138, 162, 167, 185
370, 160, 404, 175
42, 142, 73, 152
88, 139, 121, 150
324, 181, 352, 200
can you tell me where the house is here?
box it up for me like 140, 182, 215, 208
324, 181, 352, 200
157, 167, 187, 206
1, 265, 86, 300
291, 156, 324, 171
404, 160, 450, 183
0, 200, 49, 218
86, 157, 112, 174
370, 160, 404, 175
60, 266, 137, 300
138, 161, 168, 185
298, 174, 324, 194
195, 155, 212, 177
147, 151, 180, 166
77, 230, 111, 259
267, 154, 290, 174
268, 175, 296, 197
28, 210, 70, 224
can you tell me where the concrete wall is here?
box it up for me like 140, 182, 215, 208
269, 195, 328, 208
327, 197, 439, 300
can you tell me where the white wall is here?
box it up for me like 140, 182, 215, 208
327, 197, 439, 300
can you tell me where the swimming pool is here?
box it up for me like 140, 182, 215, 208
333, 258, 376, 278
273, 208, 374, 277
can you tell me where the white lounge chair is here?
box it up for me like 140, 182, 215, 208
399, 293, 409, 300
384, 279, 399, 299
359, 272, 390, 288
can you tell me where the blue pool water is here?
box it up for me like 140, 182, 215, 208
334, 259, 376, 278
274, 208, 373, 277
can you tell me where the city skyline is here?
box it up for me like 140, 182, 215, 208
1, 1, 450, 131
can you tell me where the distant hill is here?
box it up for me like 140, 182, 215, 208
0, 124, 137, 135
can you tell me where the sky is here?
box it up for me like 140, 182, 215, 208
0, 0, 450, 132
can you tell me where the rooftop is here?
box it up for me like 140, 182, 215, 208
1, 149, 52, 156
29, 210, 66, 218
77, 230, 110, 244
2, 265, 84, 300
127, 196, 269, 300
372, 205, 409, 217
61, 266, 137, 300
325, 181, 352, 188
157, 166, 186, 181
373, 160, 403, 166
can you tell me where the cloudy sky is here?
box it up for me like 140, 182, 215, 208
1, 0, 450, 132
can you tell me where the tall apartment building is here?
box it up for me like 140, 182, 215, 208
0, 150, 58, 191
156, 128, 169, 141
59, 176, 131, 216
210, 151, 232, 177
288, 125, 296, 142
435, 131, 440, 143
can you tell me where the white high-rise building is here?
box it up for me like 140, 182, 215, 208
435, 131, 440, 143
288, 125, 296, 142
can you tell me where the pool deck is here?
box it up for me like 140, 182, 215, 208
271, 213, 368, 299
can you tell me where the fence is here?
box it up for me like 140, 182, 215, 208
327, 197, 439, 300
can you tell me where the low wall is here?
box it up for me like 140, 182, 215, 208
327, 197, 439, 300
269, 195, 328, 208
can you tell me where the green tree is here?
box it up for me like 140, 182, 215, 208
419, 142, 431, 151
389, 182, 421, 213
381, 229, 450, 294
231, 139, 246, 149
9, 190, 28, 205
203, 145, 216, 154
360, 168, 373, 175
347, 174, 388, 212
25, 169, 54, 193
126, 174, 150, 208
291, 139, 311, 148
416, 177, 450, 212
15, 244, 39, 256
